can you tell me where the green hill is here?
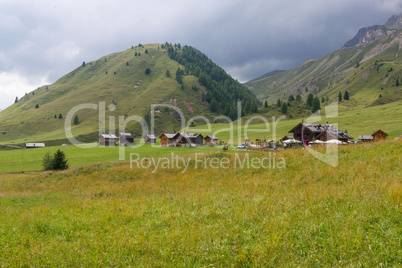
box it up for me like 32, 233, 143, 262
246, 29, 402, 109
0, 43, 257, 146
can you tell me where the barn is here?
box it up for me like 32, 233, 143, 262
26, 143, 45, 148
359, 129, 388, 143
289, 121, 353, 144
119, 133, 134, 146
173, 132, 203, 147
144, 134, 157, 143
159, 133, 176, 146
99, 134, 117, 146
204, 135, 219, 145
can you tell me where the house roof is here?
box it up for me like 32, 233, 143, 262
100, 134, 117, 139
316, 129, 354, 140
173, 132, 203, 142
145, 134, 157, 139
373, 129, 388, 136
26, 143, 45, 147
159, 133, 176, 139
205, 135, 219, 140
279, 135, 293, 141
289, 122, 353, 139
359, 135, 374, 140
119, 133, 134, 138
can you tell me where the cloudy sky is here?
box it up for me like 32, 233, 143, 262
0, 0, 401, 109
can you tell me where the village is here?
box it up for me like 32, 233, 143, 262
89, 120, 391, 150
23, 119, 393, 149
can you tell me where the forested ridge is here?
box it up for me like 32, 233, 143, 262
163, 42, 259, 119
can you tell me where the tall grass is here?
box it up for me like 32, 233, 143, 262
0, 140, 400, 266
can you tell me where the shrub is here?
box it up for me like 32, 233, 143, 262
43, 149, 69, 171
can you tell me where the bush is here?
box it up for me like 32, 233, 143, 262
43, 149, 69, 171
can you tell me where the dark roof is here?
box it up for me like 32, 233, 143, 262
205, 135, 219, 140
359, 135, 374, 140
100, 134, 117, 139
373, 129, 388, 136
279, 135, 293, 141
289, 122, 353, 139
159, 133, 176, 139
26, 143, 45, 148
174, 132, 203, 142
119, 133, 134, 139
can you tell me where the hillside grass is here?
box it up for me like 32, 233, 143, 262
0, 99, 400, 174
0, 44, 212, 142
0, 140, 400, 266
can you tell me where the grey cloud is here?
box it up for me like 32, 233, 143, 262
0, 0, 398, 108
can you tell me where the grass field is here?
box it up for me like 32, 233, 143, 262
0, 98, 401, 174
0, 140, 401, 266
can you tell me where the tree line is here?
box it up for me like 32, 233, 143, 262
163, 43, 259, 119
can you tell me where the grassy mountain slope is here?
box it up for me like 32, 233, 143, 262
0, 44, 255, 145
246, 30, 402, 109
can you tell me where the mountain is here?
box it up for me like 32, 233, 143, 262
0, 43, 257, 145
343, 14, 402, 48
247, 70, 286, 83
245, 15, 402, 109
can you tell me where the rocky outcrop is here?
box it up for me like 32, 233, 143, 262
286, 80, 320, 95
343, 14, 402, 48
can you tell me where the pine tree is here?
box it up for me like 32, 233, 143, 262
42, 149, 69, 170
396, 78, 399, 87
58, 113, 62, 119
244, 101, 251, 114
296, 95, 302, 101
165, 70, 170, 77
35, 104, 39, 109
276, 99, 282, 107
288, 95, 295, 102
321, 96, 325, 103
82, 61, 86, 67
306, 94, 314, 106
338, 91, 342, 102
251, 101, 258, 113
52, 149, 69, 170
73, 114, 79, 125
312, 96, 321, 113
281, 102, 288, 114
175, 68, 182, 84
264, 100, 268, 108
344, 91, 349, 100
15, 97, 18, 103
210, 99, 219, 113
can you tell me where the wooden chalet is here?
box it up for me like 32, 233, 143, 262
204, 135, 219, 145
144, 134, 157, 143
119, 133, 134, 146
159, 133, 176, 146
99, 134, 117, 146
173, 132, 203, 147
26, 143, 45, 148
316, 129, 352, 143
372, 129, 388, 141
289, 122, 353, 144
359, 129, 388, 143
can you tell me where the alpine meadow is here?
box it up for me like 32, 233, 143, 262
0, 9, 401, 268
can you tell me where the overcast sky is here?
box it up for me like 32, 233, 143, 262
0, 0, 401, 109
